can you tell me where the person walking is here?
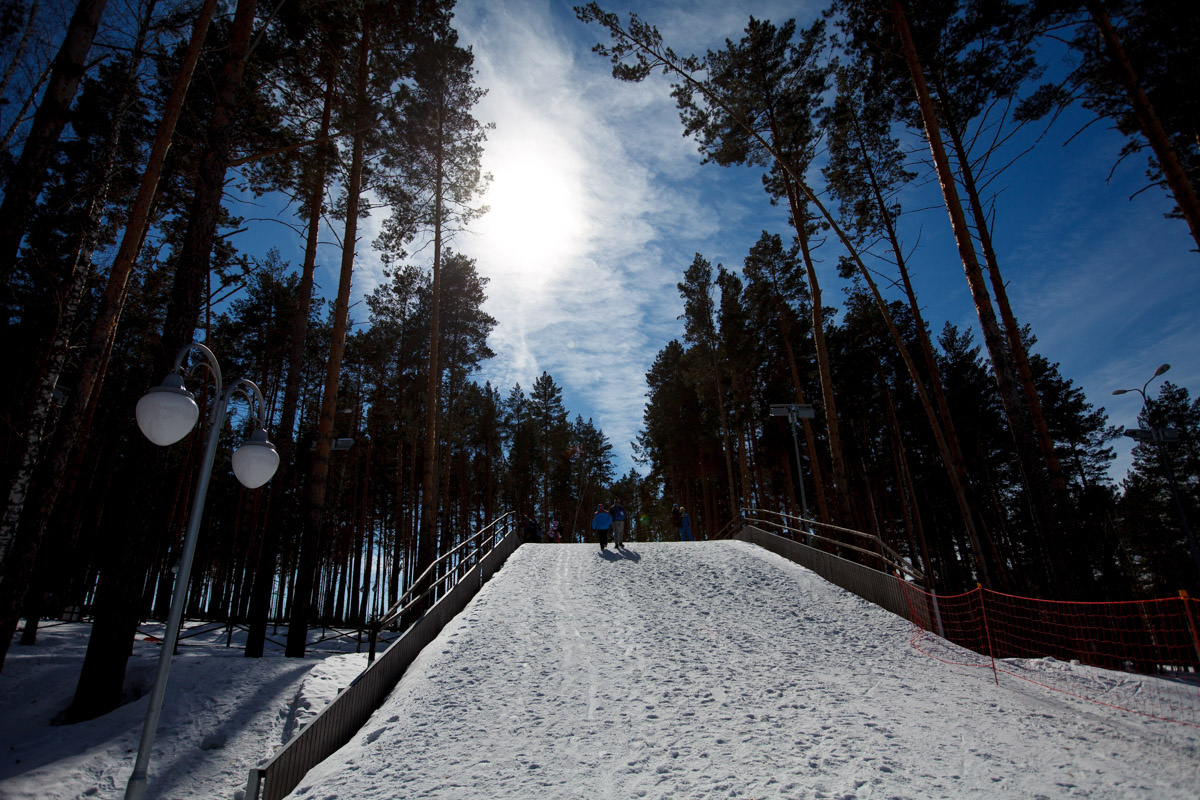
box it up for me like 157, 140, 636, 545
548, 518, 562, 543
592, 504, 613, 550
610, 501, 626, 548
680, 506, 694, 541
670, 504, 683, 541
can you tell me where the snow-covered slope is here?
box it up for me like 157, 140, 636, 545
287, 541, 1200, 799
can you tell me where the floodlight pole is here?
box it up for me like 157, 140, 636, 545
770, 403, 814, 533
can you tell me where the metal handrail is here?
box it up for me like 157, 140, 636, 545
377, 512, 515, 632
711, 515, 743, 540
741, 507, 924, 584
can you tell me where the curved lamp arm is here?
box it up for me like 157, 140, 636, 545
227, 378, 279, 489
171, 341, 222, 387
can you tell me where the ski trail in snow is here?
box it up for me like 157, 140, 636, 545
287, 542, 1200, 799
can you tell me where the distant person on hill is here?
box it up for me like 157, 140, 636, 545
592, 504, 613, 550
523, 515, 541, 543
548, 518, 562, 543
610, 501, 626, 548
670, 504, 683, 541
680, 507, 694, 541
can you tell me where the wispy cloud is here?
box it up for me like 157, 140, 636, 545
450, 0, 733, 469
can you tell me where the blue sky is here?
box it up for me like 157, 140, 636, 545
235, 0, 1199, 482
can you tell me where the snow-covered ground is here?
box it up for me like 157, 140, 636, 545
292, 541, 1200, 799
0, 620, 366, 799
2, 541, 1199, 800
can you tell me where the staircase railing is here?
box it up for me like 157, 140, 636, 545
366, 513, 516, 659
245, 514, 520, 800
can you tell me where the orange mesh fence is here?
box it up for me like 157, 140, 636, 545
897, 581, 1200, 727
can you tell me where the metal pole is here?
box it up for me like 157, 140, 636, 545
125, 379, 232, 800
787, 408, 811, 535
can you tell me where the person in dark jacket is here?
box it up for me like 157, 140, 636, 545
670, 504, 683, 541
610, 501, 626, 548
523, 515, 541, 543
592, 504, 613, 550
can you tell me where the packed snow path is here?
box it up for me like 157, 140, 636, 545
289, 541, 1199, 799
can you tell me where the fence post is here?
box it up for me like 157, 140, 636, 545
977, 583, 998, 685
1181, 590, 1200, 666
931, 588, 945, 639
245, 767, 262, 800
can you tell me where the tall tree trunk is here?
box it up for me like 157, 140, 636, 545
287, 15, 370, 658
777, 320, 829, 522
417, 108, 446, 611
246, 59, 336, 658
15, 0, 218, 607
0, 0, 41, 102
65, 0, 258, 721
704, 341, 740, 520
0, 0, 154, 671
891, 0, 1052, 574
844, 104, 994, 584
939, 102, 1069, 496
0, 0, 109, 288
781, 176, 852, 524
736, 418, 754, 511
1084, 0, 1200, 253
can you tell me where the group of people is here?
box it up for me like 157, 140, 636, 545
519, 515, 562, 543
520, 501, 695, 548
590, 501, 627, 550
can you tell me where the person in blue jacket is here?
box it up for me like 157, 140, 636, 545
679, 506, 694, 541
592, 504, 613, 550
610, 500, 626, 548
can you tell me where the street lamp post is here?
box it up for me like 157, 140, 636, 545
125, 342, 279, 800
1112, 363, 1200, 582
770, 403, 816, 533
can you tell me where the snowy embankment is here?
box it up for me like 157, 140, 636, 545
290, 541, 1200, 800
0, 622, 366, 799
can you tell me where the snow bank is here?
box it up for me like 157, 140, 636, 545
0, 622, 364, 799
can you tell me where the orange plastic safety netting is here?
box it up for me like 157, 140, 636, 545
896, 581, 1200, 727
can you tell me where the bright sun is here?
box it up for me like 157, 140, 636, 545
475, 133, 586, 278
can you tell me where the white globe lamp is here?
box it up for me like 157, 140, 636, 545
231, 429, 280, 488
136, 375, 199, 446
